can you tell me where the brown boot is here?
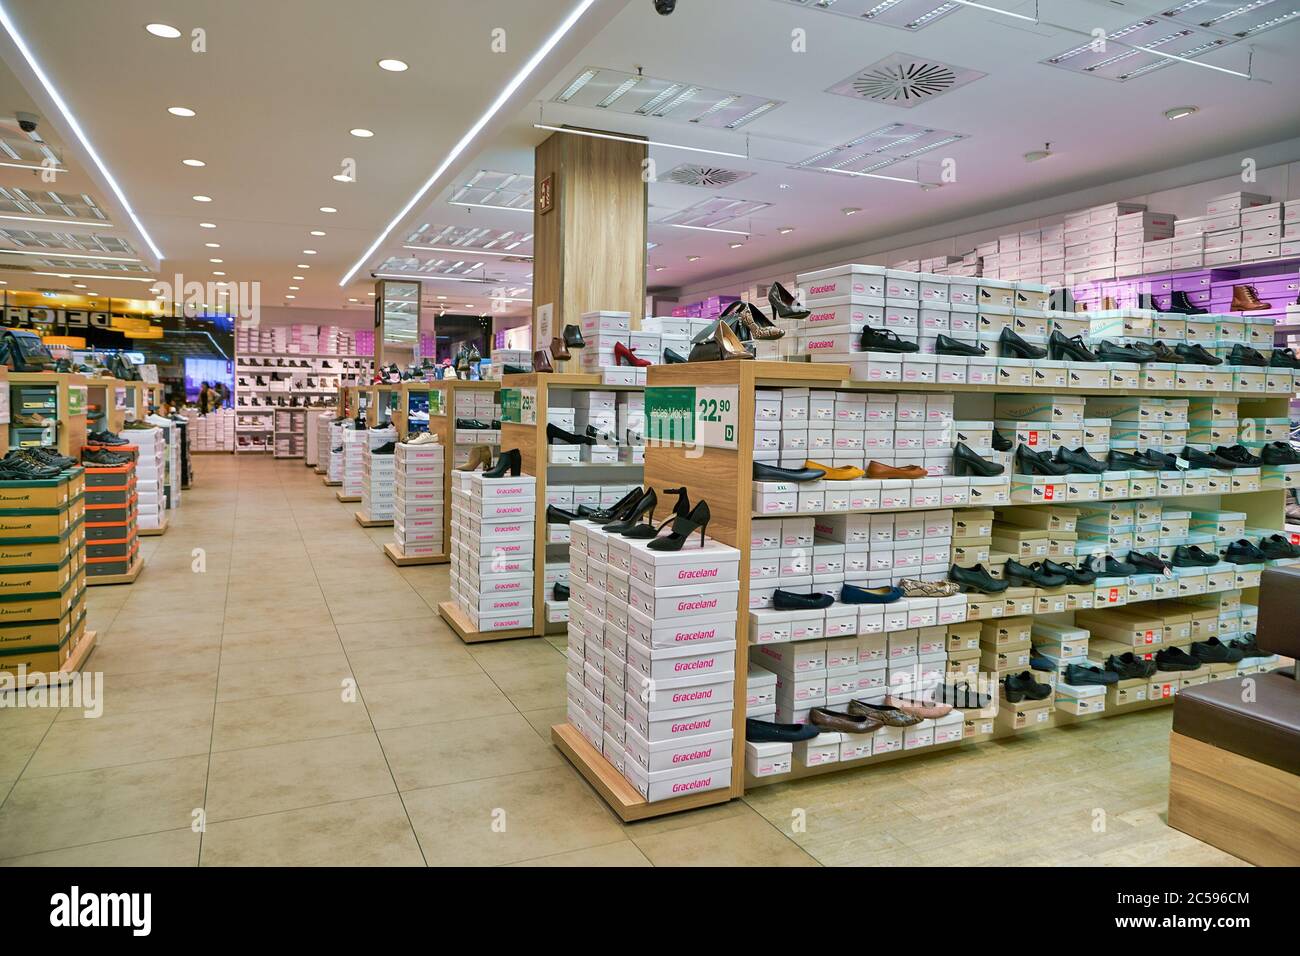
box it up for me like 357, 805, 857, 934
1230, 284, 1271, 312
550, 336, 570, 362
533, 349, 554, 373
456, 444, 491, 472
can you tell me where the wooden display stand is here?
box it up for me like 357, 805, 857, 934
353, 512, 391, 528
437, 599, 534, 644
139, 516, 169, 537
380, 380, 459, 568
335, 490, 361, 503
8, 372, 88, 456
551, 359, 1290, 820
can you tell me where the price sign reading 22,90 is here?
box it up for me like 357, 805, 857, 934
698, 395, 731, 438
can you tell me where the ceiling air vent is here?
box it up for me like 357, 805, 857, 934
659, 164, 754, 188
827, 53, 986, 108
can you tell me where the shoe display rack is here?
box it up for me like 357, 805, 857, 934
8, 372, 87, 457
235, 353, 369, 454
386, 442, 446, 566
0, 465, 94, 685
131, 426, 168, 536
356, 443, 395, 527
82, 447, 142, 586
323, 417, 353, 488
549, 353, 1292, 822
273, 407, 308, 459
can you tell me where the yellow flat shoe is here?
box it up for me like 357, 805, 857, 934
804, 459, 864, 481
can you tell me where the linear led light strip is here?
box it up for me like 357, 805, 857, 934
403, 244, 532, 259
0, 160, 68, 173
532, 124, 748, 159
0, 247, 139, 261
32, 271, 153, 282
596, 77, 640, 108
661, 222, 751, 237
340, 0, 598, 286
373, 272, 532, 286
1201, 0, 1274, 26
0, 3, 163, 261
635, 83, 683, 115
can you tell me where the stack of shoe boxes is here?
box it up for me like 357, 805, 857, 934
392, 442, 445, 559
130, 426, 167, 532
0, 467, 87, 679
342, 427, 394, 499
448, 471, 535, 633
575, 311, 670, 383
566, 520, 740, 802
452, 389, 498, 470
326, 419, 353, 483
361, 445, 395, 523
82, 453, 138, 579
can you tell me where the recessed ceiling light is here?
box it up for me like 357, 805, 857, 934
145, 23, 181, 38
285, 294, 296, 299
293, 275, 305, 280
167, 106, 195, 117
842, 207, 861, 216
289, 286, 300, 291
464, 304, 474, 309
212, 271, 226, 276
192, 194, 212, 202
1164, 105, 1199, 120
73, 283, 86, 289
297, 264, 310, 269
205, 242, 220, 248
368, 292, 376, 296
319, 206, 337, 213
332, 174, 354, 183
437, 295, 447, 300
182, 158, 205, 167
350, 128, 374, 138
1023, 149, 1053, 163
778, 227, 794, 235
654, 266, 666, 272
378, 58, 408, 72
302, 249, 317, 255
209, 258, 223, 263
348, 297, 358, 302
779, 183, 791, 190
199, 221, 216, 228
729, 242, 743, 249
687, 256, 701, 262
310, 230, 326, 236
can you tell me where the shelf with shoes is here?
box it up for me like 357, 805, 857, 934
8, 372, 89, 458
272, 407, 308, 460
382, 382, 453, 567
547, 353, 1291, 819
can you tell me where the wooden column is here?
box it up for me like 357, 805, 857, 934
533, 128, 647, 365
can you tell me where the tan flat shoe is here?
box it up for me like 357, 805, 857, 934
805, 459, 864, 480
887, 695, 954, 719
867, 461, 927, 479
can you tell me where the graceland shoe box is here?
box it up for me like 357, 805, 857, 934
82, 459, 138, 578
449, 473, 535, 631
0, 470, 89, 676
567, 520, 740, 802
392, 443, 446, 555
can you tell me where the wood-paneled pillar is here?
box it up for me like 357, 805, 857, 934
532, 127, 647, 366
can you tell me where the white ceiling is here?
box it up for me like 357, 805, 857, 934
0, 0, 1297, 319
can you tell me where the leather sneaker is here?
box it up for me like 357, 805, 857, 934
935, 334, 987, 357
1003, 671, 1052, 703
1172, 544, 1219, 567
1215, 444, 1261, 467
1105, 652, 1157, 679
949, 563, 1009, 594
860, 326, 919, 353
1174, 342, 1221, 365
1260, 442, 1300, 465
1268, 347, 1300, 369
1064, 663, 1119, 686
1227, 343, 1268, 367
1259, 534, 1300, 560
1221, 539, 1266, 565
1054, 447, 1107, 474
1015, 444, 1070, 476
998, 327, 1047, 359
1190, 637, 1245, 664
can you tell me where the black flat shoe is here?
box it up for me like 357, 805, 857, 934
503, 364, 531, 375
563, 324, 585, 349
545, 505, 579, 525
772, 588, 833, 610
1259, 534, 1300, 559
1096, 555, 1137, 576
1004, 671, 1052, 702
746, 718, 819, 743
1127, 550, 1171, 574
1147, 341, 1185, 363
1095, 340, 1156, 363
991, 428, 1013, 452
1215, 444, 1261, 467
1106, 449, 1161, 472
663, 347, 688, 364
1261, 442, 1300, 465
1174, 343, 1221, 365
768, 281, 810, 321
1043, 559, 1095, 585
1055, 447, 1106, 474
1227, 343, 1268, 367
952, 442, 1004, 477
998, 327, 1047, 359
1221, 539, 1266, 565
1048, 330, 1097, 362
1015, 444, 1070, 476
860, 326, 919, 353
1004, 559, 1068, 588
1269, 347, 1300, 369
483, 448, 522, 478
1064, 663, 1119, 686
1181, 446, 1236, 470
1143, 448, 1178, 469
1172, 545, 1219, 567
547, 423, 595, 445
935, 334, 987, 357
949, 563, 1008, 594
754, 462, 825, 482
934, 681, 992, 709
1106, 652, 1156, 679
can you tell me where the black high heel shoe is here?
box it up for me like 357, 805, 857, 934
483, 448, 521, 478
663, 348, 688, 364
578, 487, 640, 521
605, 489, 657, 534
562, 324, 585, 349
1015, 444, 1070, 476
623, 487, 691, 539
951, 442, 1004, 476
647, 501, 711, 552
999, 327, 1047, 359
546, 423, 595, 445
768, 281, 809, 320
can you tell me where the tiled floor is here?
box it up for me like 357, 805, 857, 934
0, 456, 1246, 866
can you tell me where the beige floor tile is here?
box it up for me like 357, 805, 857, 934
0, 723, 51, 785
508, 840, 652, 867
325, 587, 434, 624
200, 794, 424, 866
468, 638, 564, 675
0, 755, 208, 858
212, 689, 372, 752
205, 732, 395, 822
61, 665, 216, 720
519, 706, 567, 741
0, 828, 200, 867
379, 713, 562, 790
218, 625, 343, 664
630, 805, 820, 867
216, 651, 353, 702
24, 703, 213, 778
485, 661, 567, 711
335, 616, 459, 653
347, 643, 481, 687
362, 673, 516, 731
401, 767, 627, 866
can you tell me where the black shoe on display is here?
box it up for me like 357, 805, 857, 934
646, 500, 711, 552
1064, 663, 1119, 686
948, 563, 1009, 594
545, 504, 580, 525
663, 348, 688, 364
563, 325, 586, 350
483, 449, 522, 478
456, 419, 491, 430
951, 442, 1004, 477
1054, 447, 1106, 474
1146, 341, 1185, 364
1127, 550, 1171, 574
753, 462, 825, 482
1168, 290, 1208, 315
771, 588, 834, 610
1004, 671, 1052, 703
553, 582, 570, 601
1172, 545, 1220, 567
1106, 652, 1157, 679
80, 449, 132, 466
546, 423, 595, 446
1190, 637, 1245, 664
1227, 343, 1268, 367
745, 718, 820, 743
1173, 343, 1221, 365
1015, 444, 1070, 476
1137, 292, 1159, 311
933, 681, 992, 709
1004, 559, 1068, 589
1269, 347, 1300, 369
1095, 340, 1156, 363
1261, 442, 1300, 465
1259, 534, 1300, 560
1155, 647, 1200, 672
1221, 539, 1266, 565
23, 447, 76, 470
1215, 444, 1261, 467
503, 364, 531, 375
578, 488, 642, 523
859, 326, 919, 353
1106, 449, 1162, 472
88, 430, 128, 446
604, 490, 656, 534
1143, 448, 1178, 469
991, 428, 1013, 452
1048, 330, 1097, 362
1043, 559, 1096, 585
768, 281, 810, 321
998, 327, 1047, 359
0, 456, 61, 479
1181, 446, 1236, 470
371, 442, 396, 455
1227, 634, 1262, 659
1100, 555, 1138, 577
934, 334, 987, 357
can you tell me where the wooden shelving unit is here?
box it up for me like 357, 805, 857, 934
8, 372, 88, 456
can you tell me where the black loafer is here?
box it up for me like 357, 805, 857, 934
1064, 663, 1119, 686
935, 334, 987, 357
1143, 449, 1178, 469
553, 582, 570, 601
952, 442, 1004, 477
1106, 652, 1157, 679
753, 462, 826, 482
1259, 534, 1300, 559
992, 428, 1013, 452
745, 718, 820, 743
1004, 671, 1052, 702
1215, 444, 1261, 467
772, 589, 834, 610
1054, 447, 1106, 474
934, 681, 992, 709
998, 327, 1047, 359
1174, 343, 1221, 365
1101, 555, 1137, 576
1005, 559, 1068, 588
860, 326, 919, 353
1181, 446, 1236, 470
1172, 545, 1219, 567
1044, 559, 1095, 585
1127, 550, 1170, 574
949, 563, 1008, 594
1048, 330, 1097, 362
1222, 539, 1266, 565
1107, 449, 1162, 472
1190, 637, 1245, 664
1261, 442, 1300, 465
1095, 340, 1156, 363
1015, 444, 1070, 476
1227, 343, 1268, 367
1155, 647, 1200, 672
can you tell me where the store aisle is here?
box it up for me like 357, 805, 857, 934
0, 457, 1242, 867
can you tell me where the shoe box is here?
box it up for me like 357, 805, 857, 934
447, 473, 536, 631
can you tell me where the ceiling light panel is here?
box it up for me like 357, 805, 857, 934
0, 135, 62, 167
1042, 17, 1244, 80
401, 223, 534, 253
771, 0, 964, 31
550, 67, 785, 129
0, 228, 133, 255
654, 196, 772, 230
791, 123, 966, 175
447, 169, 534, 210
0, 187, 110, 222
1161, 0, 1299, 36
827, 53, 987, 107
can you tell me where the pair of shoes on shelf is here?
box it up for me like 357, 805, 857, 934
584, 486, 713, 552
688, 310, 757, 362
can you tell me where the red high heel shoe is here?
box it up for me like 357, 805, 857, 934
614, 342, 652, 367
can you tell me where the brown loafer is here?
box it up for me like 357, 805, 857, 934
867, 461, 927, 479
847, 699, 924, 727
809, 707, 883, 735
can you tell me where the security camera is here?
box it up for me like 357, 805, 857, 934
15, 111, 38, 133
653, 0, 676, 14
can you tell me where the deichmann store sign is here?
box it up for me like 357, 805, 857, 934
3, 306, 119, 331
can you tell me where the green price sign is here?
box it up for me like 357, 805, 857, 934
645, 385, 738, 450
499, 388, 522, 424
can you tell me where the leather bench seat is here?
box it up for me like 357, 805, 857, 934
1173, 673, 1300, 775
